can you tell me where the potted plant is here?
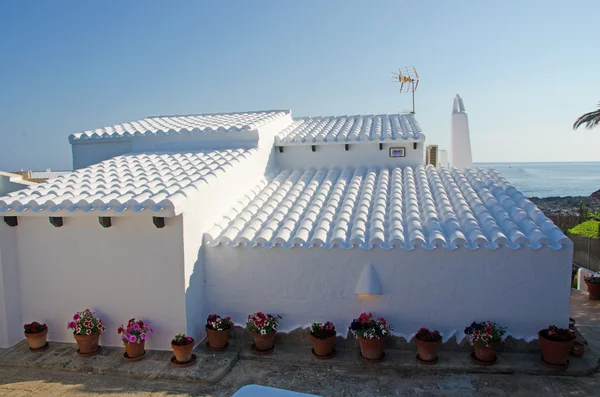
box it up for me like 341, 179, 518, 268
246, 312, 282, 354
24, 321, 48, 351
206, 314, 234, 351
464, 321, 506, 365
171, 333, 195, 364
584, 273, 600, 300
117, 318, 153, 361
310, 322, 336, 359
539, 324, 575, 368
415, 327, 442, 364
67, 309, 105, 357
349, 312, 392, 363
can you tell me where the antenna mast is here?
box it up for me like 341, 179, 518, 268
392, 66, 419, 113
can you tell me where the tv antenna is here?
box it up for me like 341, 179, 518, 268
392, 66, 419, 114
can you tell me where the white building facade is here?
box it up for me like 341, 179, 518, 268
0, 105, 572, 349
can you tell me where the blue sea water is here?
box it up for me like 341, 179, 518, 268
475, 162, 600, 198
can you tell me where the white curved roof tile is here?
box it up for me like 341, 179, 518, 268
275, 113, 425, 145
0, 149, 256, 215
69, 111, 290, 142
207, 165, 568, 251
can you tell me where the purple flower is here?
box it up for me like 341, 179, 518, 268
128, 335, 137, 343
133, 323, 140, 331
73, 313, 80, 321
140, 332, 147, 340
68, 321, 76, 329
149, 328, 154, 334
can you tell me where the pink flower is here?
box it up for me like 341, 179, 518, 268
73, 313, 81, 321
128, 335, 137, 343
140, 332, 147, 340
68, 321, 76, 329
85, 329, 91, 336
133, 323, 140, 331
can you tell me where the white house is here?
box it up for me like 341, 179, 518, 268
0, 172, 37, 197
0, 101, 572, 350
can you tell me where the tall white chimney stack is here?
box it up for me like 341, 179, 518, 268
450, 94, 473, 169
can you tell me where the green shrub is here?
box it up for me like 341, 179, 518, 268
568, 220, 600, 239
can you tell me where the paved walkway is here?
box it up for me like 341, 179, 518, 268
571, 288, 600, 352
2, 361, 600, 397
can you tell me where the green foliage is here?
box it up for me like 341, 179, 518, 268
579, 200, 587, 218
568, 220, 600, 239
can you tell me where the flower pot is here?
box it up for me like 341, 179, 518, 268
123, 340, 145, 359
357, 336, 385, 361
416, 338, 441, 362
252, 332, 276, 351
473, 343, 496, 362
74, 332, 100, 354
585, 281, 600, 300
171, 340, 194, 363
25, 328, 48, 350
539, 330, 574, 366
310, 334, 335, 356
206, 326, 230, 349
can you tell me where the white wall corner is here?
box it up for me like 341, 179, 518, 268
355, 263, 382, 295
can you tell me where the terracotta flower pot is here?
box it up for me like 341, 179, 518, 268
74, 333, 100, 354
206, 326, 230, 349
171, 340, 194, 363
253, 332, 276, 351
585, 281, 600, 300
25, 328, 48, 350
310, 334, 335, 356
473, 343, 496, 362
123, 340, 145, 358
416, 338, 441, 362
539, 330, 574, 366
358, 336, 385, 360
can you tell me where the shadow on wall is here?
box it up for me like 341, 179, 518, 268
185, 242, 206, 342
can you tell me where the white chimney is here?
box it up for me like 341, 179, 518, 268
450, 94, 473, 169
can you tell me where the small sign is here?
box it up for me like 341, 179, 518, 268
389, 147, 406, 158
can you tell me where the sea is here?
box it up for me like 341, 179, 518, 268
475, 162, 600, 198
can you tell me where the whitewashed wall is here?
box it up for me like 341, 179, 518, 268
204, 245, 572, 342
72, 140, 133, 170
276, 142, 424, 169
1, 216, 187, 350
181, 148, 279, 342
0, 221, 21, 347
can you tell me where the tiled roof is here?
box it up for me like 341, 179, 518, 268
206, 166, 568, 251
274, 113, 424, 146
0, 149, 256, 216
69, 111, 290, 142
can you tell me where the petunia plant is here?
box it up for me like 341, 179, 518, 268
67, 309, 105, 336
415, 327, 441, 342
246, 312, 282, 335
172, 333, 194, 346
584, 273, 600, 284
349, 312, 392, 340
310, 322, 336, 339
542, 324, 575, 342
118, 318, 153, 344
206, 314, 234, 331
464, 321, 506, 346
24, 321, 47, 334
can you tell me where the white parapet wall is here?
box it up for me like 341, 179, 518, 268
0, 216, 187, 349
204, 245, 573, 342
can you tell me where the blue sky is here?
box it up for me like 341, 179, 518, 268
1, 0, 598, 170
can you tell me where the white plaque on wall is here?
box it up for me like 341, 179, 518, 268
389, 147, 406, 158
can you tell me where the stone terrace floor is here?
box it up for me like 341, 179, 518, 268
0, 289, 598, 397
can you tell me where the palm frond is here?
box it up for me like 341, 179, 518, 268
573, 102, 600, 130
